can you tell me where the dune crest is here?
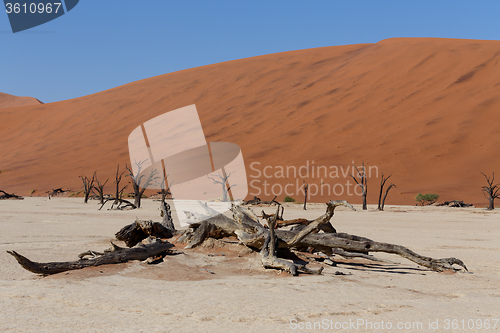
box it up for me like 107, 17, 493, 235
0, 92, 43, 109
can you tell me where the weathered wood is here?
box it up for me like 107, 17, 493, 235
7, 238, 173, 275
481, 172, 499, 210
234, 201, 466, 273
350, 162, 367, 210
126, 162, 160, 208
99, 164, 135, 210
378, 173, 396, 211
437, 200, 474, 208
92, 172, 108, 205
242, 195, 279, 206
286, 200, 354, 246
260, 205, 323, 275
160, 198, 176, 232
115, 218, 173, 247
99, 197, 137, 210
0, 190, 23, 200
8, 199, 468, 276
79, 173, 95, 203
276, 230, 468, 272
242, 196, 261, 205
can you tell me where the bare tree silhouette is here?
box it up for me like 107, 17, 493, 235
126, 160, 160, 208
350, 162, 368, 210
99, 165, 136, 210
207, 169, 235, 202
79, 173, 95, 203
92, 172, 108, 205
481, 172, 499, 210
377, 173, 396, 211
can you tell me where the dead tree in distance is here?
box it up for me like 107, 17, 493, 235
350, 162, 368, 210
303, 182, 309, 210
79, 174, 95, 203
207, 170, 235, 202
377, 173, 396, 211
126, 161, 160, 208
481, 172, 499, 210
99, 165, 136, 210
92, 172, 108, 205
0, 190, 23, 200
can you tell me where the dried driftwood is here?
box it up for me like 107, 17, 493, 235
437, 200, 474, 208
181, 200, 467, 273
7, 238, 173, 275
115, 200, 176, 247
0, 190, 23, 200
8, 200, 468, 276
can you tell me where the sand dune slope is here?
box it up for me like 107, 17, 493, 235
0, 92, 42, 109
1, 38, 500, 206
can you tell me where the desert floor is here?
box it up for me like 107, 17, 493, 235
0, 198, 499, 333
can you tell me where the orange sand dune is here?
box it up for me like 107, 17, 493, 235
0, 92, 43, 109
1, 38, 500, 206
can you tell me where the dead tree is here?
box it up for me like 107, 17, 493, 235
437, 200, 474, 208
46, 188, 71, 199
158, 180, 176, 233
79, 174, 95, 203
377, 173, 396, 211
207, 170, 235, 202
8, 200, 467, 276
303, 183, 309, 210
115, 218, 174, 247
0, 190, 23, 200
126, 161, 159, 208
100, 165, 136, 210
7, 238, 173, 275
350, 162, 368, 210
92, 172, 108, 205
179, 200, 467, 273
242, 196, 261, 205
481, 172, 499, 210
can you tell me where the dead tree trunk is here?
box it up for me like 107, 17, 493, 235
115, 194, 176, 247
377, 173, 396, 211
0, 190, 23, 200
303, 183, 309, 210
260, 206, 323, 275
115, 218, 174, 247
160, 195, 176, 232
7, 238, 173, 275
126, 162, 159, 208
92, 172, 108, 205
79, 174, 95, 203
350, 162, 367, 210
207, 170, 235, 202
481, 172, 499, 210
99, 165, 136, 210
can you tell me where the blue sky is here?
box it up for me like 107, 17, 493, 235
1, 0, 500, 103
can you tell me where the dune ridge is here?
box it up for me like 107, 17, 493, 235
1, 37, 500, 206
0, 92, 43, 109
